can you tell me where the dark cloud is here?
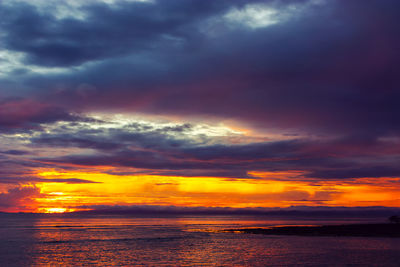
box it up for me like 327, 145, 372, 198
1, 0, 400, 185
0, 98, 83, 133
0, 150, 30, 155
33, 125, 400, 180
309, 166, 400, 180
32, 134, 123, 151
5, 0, 395, 138
0, 0, 243, 67
0, 176, 100, 184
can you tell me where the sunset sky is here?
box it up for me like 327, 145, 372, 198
1, 0, 400, 213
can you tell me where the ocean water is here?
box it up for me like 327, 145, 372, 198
1, 214, 400, 266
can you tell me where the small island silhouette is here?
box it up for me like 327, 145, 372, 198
224, 216, 400, 238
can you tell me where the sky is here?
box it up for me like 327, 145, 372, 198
0, 0, 400, 213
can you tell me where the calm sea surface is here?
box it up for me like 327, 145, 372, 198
1, 214, 399, 266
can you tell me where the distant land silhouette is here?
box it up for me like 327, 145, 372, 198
225, 223, 400, 238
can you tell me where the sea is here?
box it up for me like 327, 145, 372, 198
1, 214, 400, 266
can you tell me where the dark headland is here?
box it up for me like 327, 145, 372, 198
224, 223, 400, 238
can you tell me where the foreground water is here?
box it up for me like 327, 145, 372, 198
1, 214, 400, 266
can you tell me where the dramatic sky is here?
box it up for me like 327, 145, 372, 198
1, 0, 400, 213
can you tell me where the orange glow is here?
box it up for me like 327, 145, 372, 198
20, 169, 399, 213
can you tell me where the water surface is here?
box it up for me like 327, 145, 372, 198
1, 214, 399, 266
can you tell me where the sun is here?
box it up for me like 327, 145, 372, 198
41, 207, 68, 213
